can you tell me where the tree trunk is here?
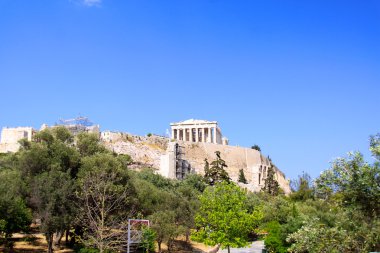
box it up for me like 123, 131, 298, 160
46, 233, 54, 253
158, 241, 162, 253
167, 239, 172, 253
4, 233, 14, 253
227, 245, 230, 253
54, 230, 64, 247
65, 228, 69, 246
207, 244, 220, 253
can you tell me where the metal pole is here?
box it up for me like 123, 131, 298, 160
127, 219, 131, 253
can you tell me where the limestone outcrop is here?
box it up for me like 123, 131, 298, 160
103, 133, 168, 169
104, 134, 291, 194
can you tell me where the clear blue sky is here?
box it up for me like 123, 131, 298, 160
1, 0, 379, 180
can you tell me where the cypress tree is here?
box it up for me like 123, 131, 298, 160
262, 165, 280, 196
238, 169, 248, 184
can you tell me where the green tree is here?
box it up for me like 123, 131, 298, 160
181, 173, 207, 193
262, 166, 280, 196
287, 218, 349, 253
0, 169, 32, 251
238, 169, 248, 184
76, 153, 136, 253
136, 168, 176, 190
51, 126, 74, 144
116, 153, 133, 169
132, 178, 170, 216
192, 182, 262, 253
76, 132, 107, 157
290, 172, 314, 201
203, 158, 209, 181
288, 134, 380, 253
286, 208, 380, 253
370, 133, 380, 159
19, 128, 80, 177
251, 145, 261, 152
149, 211, 184, 253
139, 227, 156, 253
174, 184, 200, 242
204, 151, 230, 185
315, 152, 380, 218
31, 169, 75, 253
17, 128, 80, 251
263, 221, 287, 253
132, 169, 200, 245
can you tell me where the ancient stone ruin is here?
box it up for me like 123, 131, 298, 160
0, 118, 291, 193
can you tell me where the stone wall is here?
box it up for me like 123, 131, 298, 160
1, 127, 34, 144
0, 124, 291, 193
175, 141, 291, 194
0, 143, 21, 153
0, 127, 35, 153
105, 133, 291, 194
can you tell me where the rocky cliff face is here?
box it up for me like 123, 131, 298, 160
103, 134, 291, 194
103, 134, 168, 169
175, 141, 290, 194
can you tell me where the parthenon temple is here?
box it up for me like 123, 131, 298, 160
170, 119, 228, 145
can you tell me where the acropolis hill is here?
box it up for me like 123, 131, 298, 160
0, 117, 291, 193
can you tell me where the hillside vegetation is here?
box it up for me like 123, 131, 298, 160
0, 127, 379, 253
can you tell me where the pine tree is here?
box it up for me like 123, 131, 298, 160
204, 151, 230, 185
204, 158, 211, 184
262, 165, 280, 196
238, 169, 248, 184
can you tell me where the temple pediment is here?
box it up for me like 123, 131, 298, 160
170, 119, 217, 126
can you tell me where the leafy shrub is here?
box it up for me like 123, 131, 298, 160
263, 221, 287, 253
139, 227, 156, 252
78, 248, 100, 253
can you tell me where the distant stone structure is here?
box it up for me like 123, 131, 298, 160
101, 131, 123, 143
0, 118, 291, 193
0, 127, 36, 153
170, 119, 228, 145
49, 116, 100, 136
161, 119, 290, 193
159, 140, 290, 193
0, 117, 99, 153
160, 142, 192, 180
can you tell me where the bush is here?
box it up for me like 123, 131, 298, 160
78, 248, 100, 253
263, 221, 287, 253
139, 227, 156, 252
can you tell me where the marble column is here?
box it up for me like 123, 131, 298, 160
195, 128, 199, 142
213, 127, 217, 144
172, 129, 175, 140
201, 128, 205, 142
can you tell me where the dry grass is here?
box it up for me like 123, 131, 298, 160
1, 232, 210, 253
0, 232, 73, 253
144, 143, 165, 151
158, 236, 211, 253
